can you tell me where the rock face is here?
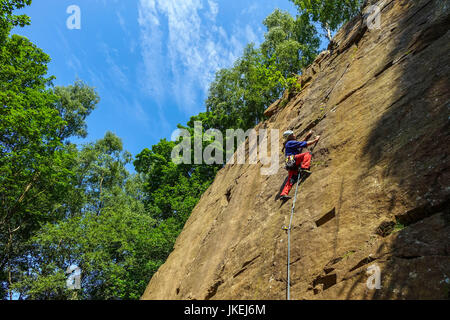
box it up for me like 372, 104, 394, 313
142, 0, 450, 300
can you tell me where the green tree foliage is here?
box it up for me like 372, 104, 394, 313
206, 45, 266, 130
206, 9, 320, 130
290, 0, 364, 41
133, 117, 221, 281
0, 0, 32, 45
261, 9, 319, 76
0, 0, 31, 27
0, 1, 170, 300
134, 136, 218, 224
11, 133, 156, 300
0, 1, 101, 299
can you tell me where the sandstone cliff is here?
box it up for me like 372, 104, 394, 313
142, 0, 450, 300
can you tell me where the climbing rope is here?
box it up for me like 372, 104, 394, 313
285, 172, 302, 300
283, 141, 319, 300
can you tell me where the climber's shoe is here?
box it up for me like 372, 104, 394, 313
280, 195, 291, 201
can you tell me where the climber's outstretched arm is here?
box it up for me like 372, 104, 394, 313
303, 130, 313, 141
306, 135, 320, 146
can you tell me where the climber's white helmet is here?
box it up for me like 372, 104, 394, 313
283, 130, 294, 139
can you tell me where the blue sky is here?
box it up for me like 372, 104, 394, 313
14, 0, 308, 162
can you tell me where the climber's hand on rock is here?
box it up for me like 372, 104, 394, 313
306, 136, 319, 146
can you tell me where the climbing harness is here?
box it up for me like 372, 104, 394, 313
285, 155, 297, 171
282, 141, 319, 300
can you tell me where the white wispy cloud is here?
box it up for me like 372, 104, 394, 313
137, 0, 259, 115
99, 42, 130, 89
116, 10, 127, 34
206, 0, 219, 21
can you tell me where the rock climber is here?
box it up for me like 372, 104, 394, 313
279, 129, 320, 201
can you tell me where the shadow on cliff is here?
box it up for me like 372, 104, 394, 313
339, 0, 450, 299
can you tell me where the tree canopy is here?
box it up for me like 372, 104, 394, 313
289, 0, 364, 40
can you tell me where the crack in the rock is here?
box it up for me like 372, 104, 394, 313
204, 279, 224, 300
